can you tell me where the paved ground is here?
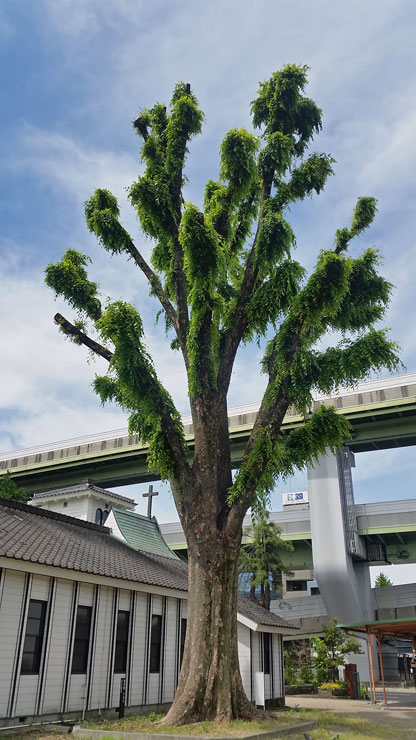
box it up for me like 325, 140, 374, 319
285, 686, 416, 730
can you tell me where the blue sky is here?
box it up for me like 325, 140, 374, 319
0, 1, 415, 537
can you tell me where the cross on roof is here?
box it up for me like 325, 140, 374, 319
142, 484, 159, 518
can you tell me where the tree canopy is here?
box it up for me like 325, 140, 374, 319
239, 510, 294, 610
45, 65, 399, 724
374, 572, 393, 587
0, 472, 31, 503
311, 618, 364, 684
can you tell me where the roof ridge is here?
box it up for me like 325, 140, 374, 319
33, 481, 136, 504
0, 496, 111, 533
113, 507, 156, 522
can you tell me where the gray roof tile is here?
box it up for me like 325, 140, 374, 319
0, 497, 295, 630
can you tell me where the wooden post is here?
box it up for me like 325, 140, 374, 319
367, 627, 377, 704
375, 634, 387, 704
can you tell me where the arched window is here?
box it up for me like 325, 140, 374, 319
102, 510, 109, 524
95, 508, 103, 524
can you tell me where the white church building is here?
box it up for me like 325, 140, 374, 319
0, 483, 297, 727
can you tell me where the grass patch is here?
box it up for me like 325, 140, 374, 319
282, 707, 416, 739
5, 706, 415, 740
79, 711, 303, 736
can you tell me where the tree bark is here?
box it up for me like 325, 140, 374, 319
161, 528, 255, 724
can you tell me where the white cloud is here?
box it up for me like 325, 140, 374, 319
1, 0, 416, 518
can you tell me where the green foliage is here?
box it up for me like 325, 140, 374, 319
229, 405, 351, 507
0, 472, 31, 503
220, 129, 259, 200
283, 641, 315, 685
45, 249, 101, 321
240, 510, 294, 609
94, 301, 185, 479
374, 572, 393, 587
85, 189, 134, 256
311, 619, 364, 684
45, 65, 399, 539
251, 65, 322, 157
283, 649, 298, 685
335, 196, 378, 252
298, 660, 314, 684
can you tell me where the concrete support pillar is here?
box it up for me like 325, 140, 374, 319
308, 450, 374, 625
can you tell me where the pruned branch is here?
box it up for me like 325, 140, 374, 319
126, 240, 179, 332
54, 313, 113, 361
133, 116, 149, 141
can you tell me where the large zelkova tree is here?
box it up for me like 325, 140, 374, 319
45, 66, 399, 723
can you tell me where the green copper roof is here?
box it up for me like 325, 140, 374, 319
112, 508, 179, 559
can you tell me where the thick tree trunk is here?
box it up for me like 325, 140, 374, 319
161, 529, 255, 724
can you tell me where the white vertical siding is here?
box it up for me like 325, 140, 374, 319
119, 589, 131, 611
67, 582, 93, 712
89, 586, 113, 712
129, 592, 147, 706
41, 579, 73, 714
0, 566, 286, 722
237, 623, 251, 700
162, 597, 177, 703
147, 595, 162, 704
14, 575, 53, 717
67, 675, 88, 712
0, 570, 27, 719
79, 583, 94, 606
272, 635, 283, 700
30, 575, 50, 601
14, 676, 38, 717
152, 596, 163, 615
251, 631, 261, 678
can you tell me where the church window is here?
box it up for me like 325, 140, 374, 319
72, 606, 92, 673
263, 632, 271, 675
149, 614, 162, 673
114, 610, 129, 673
95, 508, 103, 524
21, 600, 47, 674
180, 617, 187, 667
102, 510, 109, 524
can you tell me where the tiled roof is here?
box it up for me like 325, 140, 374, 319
32, 480, 135, 505
111, 508, 179, 560
0, 497, 295, 630
236, 595, 296, 628
0, 497, 187, 591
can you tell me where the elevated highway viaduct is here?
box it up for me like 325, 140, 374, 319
1, 373, 416, 493
160, 499, 416, 568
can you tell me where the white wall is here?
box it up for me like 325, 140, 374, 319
237, 623, 251, 699
0, 567, 284, 724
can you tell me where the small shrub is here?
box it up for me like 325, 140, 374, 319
299, 662, 314, 684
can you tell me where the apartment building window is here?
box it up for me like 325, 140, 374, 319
114, 610, 130, 673
21, 600, 47, 674
150, 614, 162, 673
286, 580, 307, 592
72, 605, 92, 673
